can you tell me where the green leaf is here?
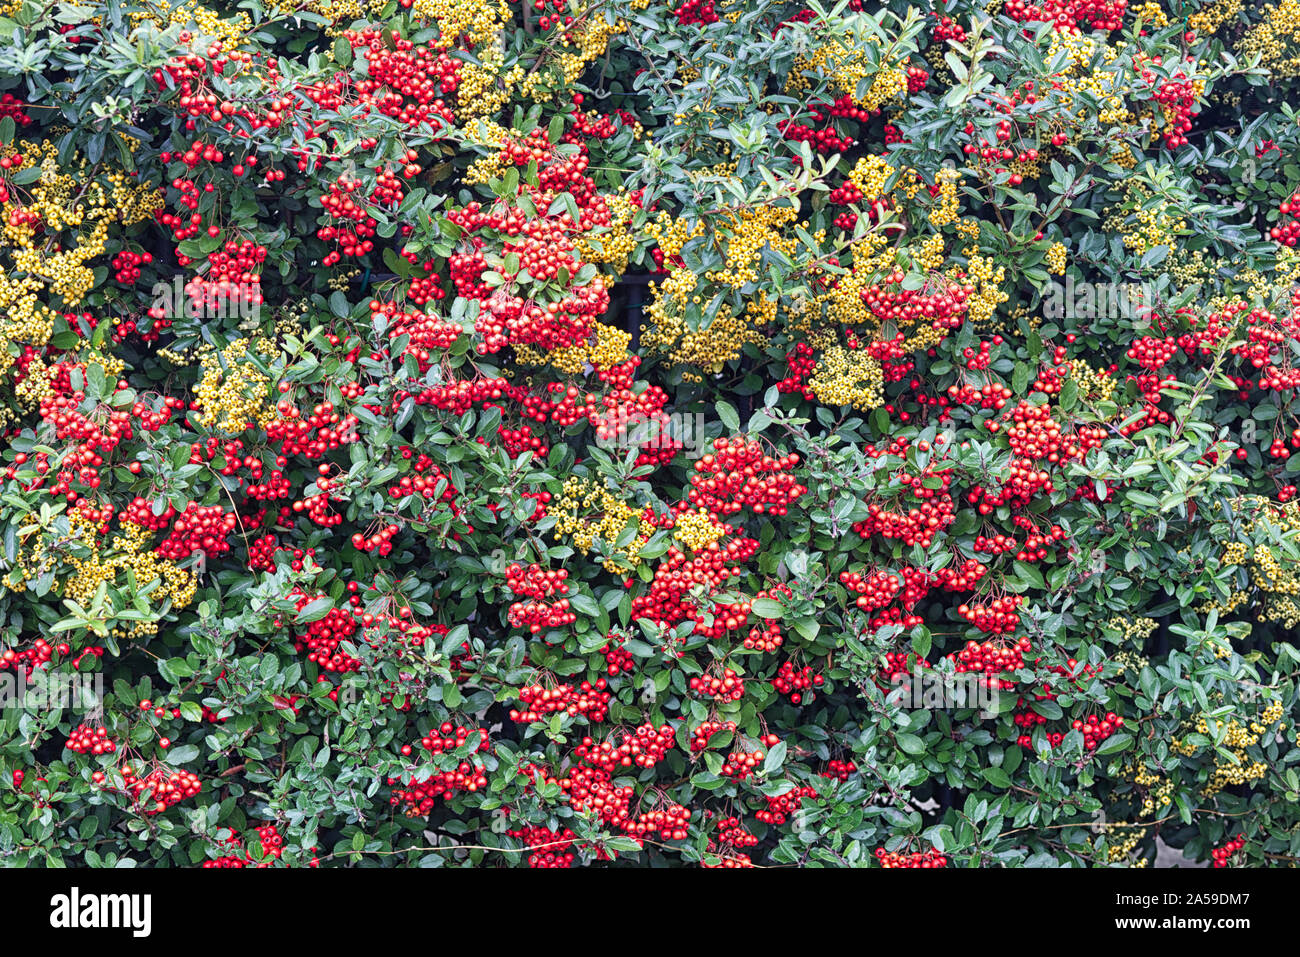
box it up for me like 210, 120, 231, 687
295, 597, 334, 623
716, 400, 740, 432
1095, 733, 1133, 755
982, 767, 1012, 789
762, 739, 787, 774
897, 733, 926, 755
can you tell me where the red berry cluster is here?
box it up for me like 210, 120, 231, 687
690, 719, 737, 752
504, 562, 569, 598
756, 785, 817, 825
389, 724, 490, 815
688, 438, 805, 517
716, 815, 759, 848
155, 502, 239, 560
111, 249, 152, 284
575, 723, 676, 771
720, 748, 767, 781
947, 381, 1013, 411
956, 596, 1023, 635
1140, 59, 1199, 149
860, 269, 972, 330
287, 590, 363, 674
506, 595, 576, 633
771, 660, 823, 704
547, 764, 690, 841
1000, 0, 1126, 32
822, 759, 858, 781
690, 667, 746, 702
1072, 712, 1124, 751
853, 442, 956, 548
0, 638, 54, 677
1271, 190, 1300, 246
875, 846, 948, 868
630, 536, 760, 632
1211, 834, 1246, 867
117, 765, 202, 815
506, 825, 578, 869
841, 568, 903, 611
66, 724, 117, 756
600, 634, 637, 676
510, 681, 611, 723
878, 650, 929, 686
202, 824, 287, 868
951, 636, 1031, 689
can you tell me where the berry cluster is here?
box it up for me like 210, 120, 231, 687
155, 503, 239, 561
956, 596, 1023, 635
689, 668, 746, 702
1211, 834, 1247, 868
509, 681, 611, 723
117, 765, 202, 815
875, 846, 948, 868
575, 723, 676, 771
771, 660, 824, 704
688, 438, 806, 517
66, 724, 117, 756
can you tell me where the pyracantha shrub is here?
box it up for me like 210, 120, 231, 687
3, 0, 1300, 869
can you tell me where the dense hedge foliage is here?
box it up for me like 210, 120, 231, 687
5, 0, 1300, 868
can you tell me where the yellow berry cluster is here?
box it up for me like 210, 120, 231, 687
20, 511, 196, 637
1237, 0, 1300, 77
641, 273, 766, 379
551, 477, 651, 572
644, 211, 706, 261
0, 134, 145, 384
1130, 0, 1168, 28
1199, 495, 1300, 622
954, 217, 981, 243
958, 254, 1008, 326
550, 15, 627, 92
1189, 0, 1242, 34
1106, 616, 1158, 645
927, 168, 962, 227
1263, 596, 1300, 629
2, 142, 160, 308
914, 233, 947, 273
193, 338, 277, 432
413, 0, 508, 50
1221, 541, 1250, 567
806, 344, 884, 411
1045, 242, 1067, 276
133, 0, 252, 43
439, 0, 526, 123
846, 155, 903, 205
1113, 649, 1150, 673
702, 203, 799, 288
1103, 825, 1148, 865
1172, 703, 1284, 796
1251, 545, 1300, 596
1045, 30, 1104, 75
0, 267, 57, 390
1128, 760, 1175, 817
516, 322, 632, 375
576, 192, 640, 272
672, 509, 729, 552
1063, 358, 1115, 402
789, 33, 908, 112
461, 119, 514, 185
1107, 182, 1190, 258
327, 267, 361, 292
